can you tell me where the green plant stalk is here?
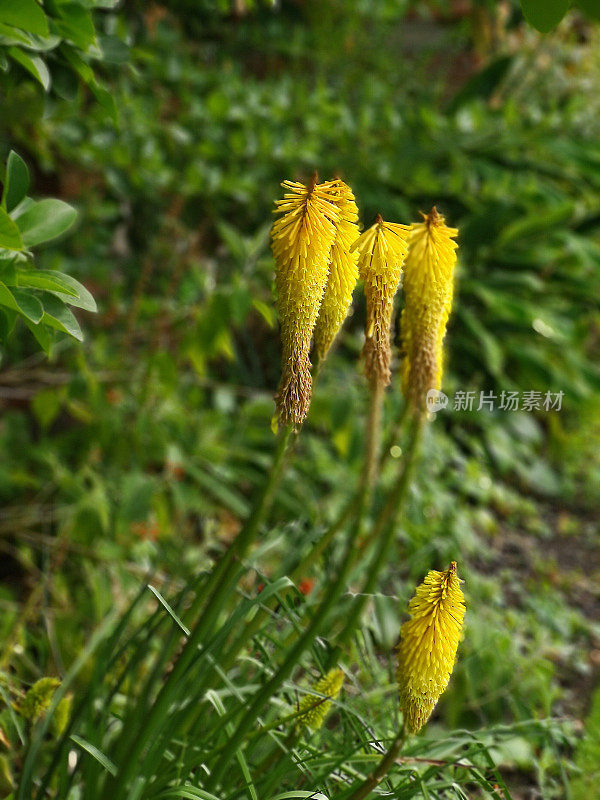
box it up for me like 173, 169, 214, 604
344, 725, 407, 800
105, 424, 294, 798
291, 379, 383, 580
194, 383, 383, 683
379, 400, 410, 470
205, 380, 384, 791
327, 412, 424, 664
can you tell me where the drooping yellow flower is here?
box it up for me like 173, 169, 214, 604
401, 207, 458, 410
313, 180, 360, 362
296, 668, 345, 731
396, 562, 466, 734
272, 177, 340, 427
351, 216, 412, 386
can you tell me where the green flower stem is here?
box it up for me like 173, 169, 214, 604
327, 412, 424, 665
201, 382, 382, 679
204, 380, 384, 791
289, 379, 383, 580
344, 724, 407, 800
107, 424, 294, 799
379, 400, 410, 469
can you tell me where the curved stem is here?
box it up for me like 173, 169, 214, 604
204, 381, 385, 791
344, 725, 407, 800
328, 413, 424, 663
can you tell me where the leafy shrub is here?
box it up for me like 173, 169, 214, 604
0, 151, 96, 353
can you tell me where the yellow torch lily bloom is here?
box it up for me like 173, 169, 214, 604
401, 207, 458, 411
296, 668, 345, 731
271, 177, 340, 427
351, 216, 412, 386
313, 179, 360, 363
396, 561, 466, 734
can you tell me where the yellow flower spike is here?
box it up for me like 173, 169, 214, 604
296, 668, 345, 731
351, 216, 412, 386
400, 207, 458, 411
396, 561, 466, 734
272, 176, 340, 427
313, 180, 360, 362
20, 677, 61, 722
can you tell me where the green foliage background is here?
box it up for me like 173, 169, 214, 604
0, 1, 599, 798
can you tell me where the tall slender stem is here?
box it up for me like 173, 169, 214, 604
364, 379, 384, 491
345, 725, 407, 800
204, 381, 385, 791
328, 413, 424, 663
379, 400, 409, 470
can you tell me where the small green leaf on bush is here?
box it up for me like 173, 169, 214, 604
11, 288, 44, 323
0, 308, 16, 340
18, 270, 97, 311
99, 34, 129, 64
520, 0, 571, 32
0, 0, 49, 37
3, 151, 30, 213
0, 207, 23, 250
25, 317, 53, 352
0, 280, 44, 322
41, 294, 83, 341
17, 270, 78, 297
52, 5, 96, 51
48, 272, 97, 312
8, 47, 51, 91
16, 199, 77, 247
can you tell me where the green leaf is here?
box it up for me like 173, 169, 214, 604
98, 34, 129, 64
40, 294, 83, 340
52, 4, 96, 51
0, 307, 17, 340
15, 199, 77, 246
0, 207, 23, 250
520, 0, 571, 32
0, 26, 62, 52
69, 735, 117, 777
11, 288, 43, 322
89, 81, 117, 120
147, 585, 191, 637
8, 47, 50, 90
3, 151, 30, 212
0, 0, 49, 37
16, 269, 78, 297
0, 281, 43, 323
48, 272, 97, 311
447, 56, 512, 114
0, 22, 37, 47
24, 317, 53, 352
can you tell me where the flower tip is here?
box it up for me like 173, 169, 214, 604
375, 213, 383, 225
426, 206, 442, 227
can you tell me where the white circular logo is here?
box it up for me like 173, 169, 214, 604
426, 389, 448, 413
